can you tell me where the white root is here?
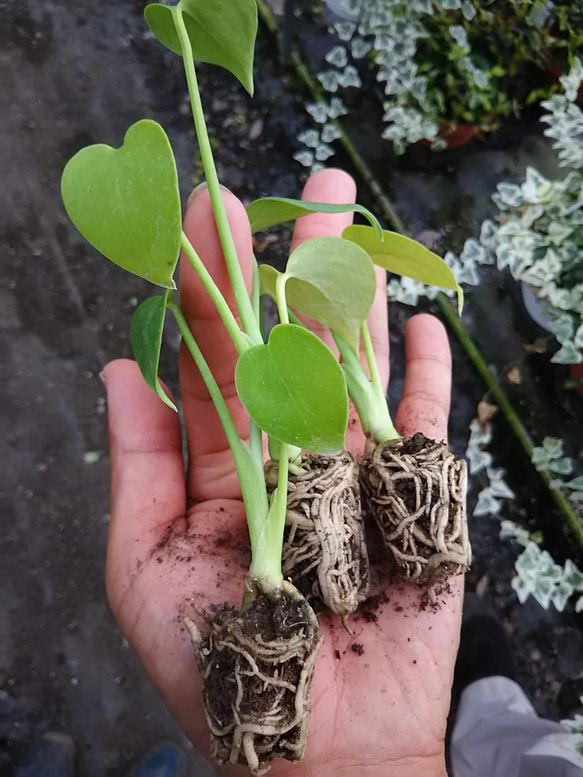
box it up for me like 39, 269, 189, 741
268, 453, 369, 617
361, 434, 471, 583
188, 596, 323, 776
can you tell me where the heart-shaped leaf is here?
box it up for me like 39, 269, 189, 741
131, 294, 177, 412
260, 236, 377, 352
344, 225, 464, 313
247, 196, 383, 237
235, 324, 348, 455
145, 0, 257, 95
61, 120, 181, 289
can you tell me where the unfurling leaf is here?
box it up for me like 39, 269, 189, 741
131, 294, 177, 412
260, 236, 377, 352
246, 197, 383, 237
343, 225, 464, 313
235, 324, 348, 454
61, 120, 181, 288
145, 0, 257, 95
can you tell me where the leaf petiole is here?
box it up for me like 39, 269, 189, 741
247, 440, 289, 596
180, 232, 250, 355
167, 296, 269, 531
333, 330, 399, 443
174, 7, 262, 345
275, 273, 290, 325
361, 320, 385, 409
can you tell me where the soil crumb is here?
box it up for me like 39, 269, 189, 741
156, 524, 173, 549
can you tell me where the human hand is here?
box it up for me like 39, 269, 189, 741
104, 168, 462, 777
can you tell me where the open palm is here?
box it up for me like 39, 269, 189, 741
104, 169, 461, 777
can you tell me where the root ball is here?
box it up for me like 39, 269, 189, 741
360, 433, 470, 583
268, 453, 369, 617
187, 588, 322, 776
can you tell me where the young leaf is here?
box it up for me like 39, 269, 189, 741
246, 197, 383, 237
61, 120, 181, 289
343, 225, 464, 313
260, 236, 377, 353
235, 324, 348, 455
144, 0, 257, 95
131, 295, 177, 412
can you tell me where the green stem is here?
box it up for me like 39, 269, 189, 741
249, 418, 263, 474
175, 8, 262, 345
275, 273, 289, 324
361, 320, 384, 408
252, 254, 261, 325
167, 297, 269, 540
361, 320, 399, 441
333, 330, 398, 443
180, 232, 249, 355
248, 440, 288, 591
254, 1, 583, 549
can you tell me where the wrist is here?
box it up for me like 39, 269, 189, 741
317, 758, 446, 777
256, 753, 447, 777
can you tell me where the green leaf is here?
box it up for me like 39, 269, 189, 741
343, 225, 464, 313
246, 197, 383, 237
131, 294, 177, 412
235, 324, 348, 455
145, 0, 257, 95
260, 236, 377, 353
61, 120, 181, 289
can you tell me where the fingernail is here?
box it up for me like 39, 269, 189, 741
99, 369, 107, 387
187, 181, 208, 207
187, 182, 233, 208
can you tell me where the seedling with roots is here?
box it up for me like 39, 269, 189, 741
336, 229, 471, 583
262, 226, 471, 587
61, 0, 469, 772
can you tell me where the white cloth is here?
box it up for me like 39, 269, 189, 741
450, 676, 583, 777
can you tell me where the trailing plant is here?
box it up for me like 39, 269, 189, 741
465, 400, 583, 614
61, 0, 472, 771
541, 2, 583, 76
390, 61, 583, 365
295, 0, 553, 161
466, 416, 515, 518
531, 437, 583, 505
501, 521, 583, 613
470, 428, 583, 613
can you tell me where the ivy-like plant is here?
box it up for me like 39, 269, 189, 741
61, 0, 467, 772
296, 0, 555, 160
392, 61, 583, 365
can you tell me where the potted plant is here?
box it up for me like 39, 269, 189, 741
541, 1, 583, 102
298, 0, 554, 161
451, 60, 583, 367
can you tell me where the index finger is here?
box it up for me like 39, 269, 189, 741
179, 187, 255, 503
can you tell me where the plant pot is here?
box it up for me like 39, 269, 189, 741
438, 122, 480, 150
415, 122, 479, 154
546, 65, 583, 104
520, 281, 554, 333
324, 0, 362, 22
569, 363, 583, 398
